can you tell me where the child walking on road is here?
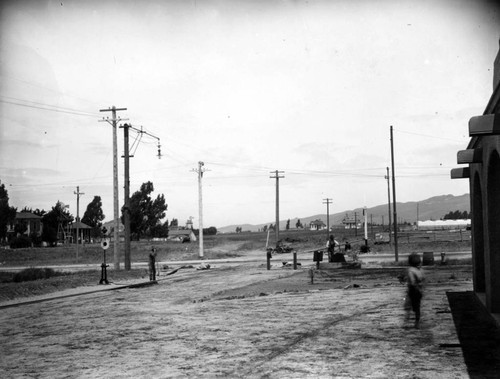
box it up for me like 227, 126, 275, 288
406, 252, 425, 329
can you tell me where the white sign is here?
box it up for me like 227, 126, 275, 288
101, 239, 110, 250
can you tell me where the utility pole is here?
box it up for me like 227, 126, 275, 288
390, 125, 399, 262
370, 214, 374, 239
416, 202, 419, 230
100, 106, 127, 270
354, 212, 358, 237
122, 123, 131, 270
270, 170, 285, 244
74, 186, 84, 261
385, 166, 392, 245
363, 207, 368, 247
323, 198, 332, 240
120, 123, 161, 270
193, 162, 206, 258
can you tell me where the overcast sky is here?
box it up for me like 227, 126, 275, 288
1, 0, 499, 228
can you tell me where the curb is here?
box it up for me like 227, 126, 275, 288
0, 280, 158, 310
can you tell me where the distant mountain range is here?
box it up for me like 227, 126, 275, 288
218, 194, 470, 233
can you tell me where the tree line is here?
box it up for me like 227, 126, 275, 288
442, 210, 470, 220
0, 180, 216, 248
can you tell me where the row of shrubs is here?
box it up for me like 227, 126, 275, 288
11, 267, 66, 283
8, 233, 44, 249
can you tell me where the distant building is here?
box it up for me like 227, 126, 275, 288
417, 219, 471, 231
7, 212, 43, 237
309, 219, 326, 231
167, 229, 197, 242
68, 221, 92, 243
342, 214, 361, 229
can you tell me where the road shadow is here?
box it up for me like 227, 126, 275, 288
447, 291, 500, 378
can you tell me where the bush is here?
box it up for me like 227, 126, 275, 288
12, 267, 64, 282
30, 232, 43, 248
9, 235, 32, 249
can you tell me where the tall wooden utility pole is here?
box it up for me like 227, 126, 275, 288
363, 207, 368, 247
193, 162, 206, 258
354, 212, 358, 237
416, 202, 419, 230
270, 170, 285, 244
100, 106, 127, 270
74, 186, 84, 261
390, 125, 399, 262
323, 198, 332, 240
120, 123, 161, 270
385, 166, 392, 245
122, 123, 131, 270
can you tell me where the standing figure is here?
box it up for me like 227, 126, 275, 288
407, 252, 425, 328
326, 235, 336, 262
149, 247, 157, 281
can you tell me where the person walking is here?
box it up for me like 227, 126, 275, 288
406, 252, 425, 328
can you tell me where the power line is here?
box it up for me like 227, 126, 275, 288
0, 98, 100, 117
394, 128, 466, 143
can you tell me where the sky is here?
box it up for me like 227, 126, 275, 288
0, 0, 499, 229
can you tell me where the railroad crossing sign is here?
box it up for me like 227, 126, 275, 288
101, 239, 110, 250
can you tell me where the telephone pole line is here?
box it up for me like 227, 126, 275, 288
74, 186, 84, 261
323, 198, 332, 240
193, 162, 206, 259
270, 170, 285, 244
99, 106, 127, 270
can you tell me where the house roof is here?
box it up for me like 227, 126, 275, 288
342, 217, 359, 224
16, 212, 41, 220
310, 219, 325, 226
68, 221, 92, 229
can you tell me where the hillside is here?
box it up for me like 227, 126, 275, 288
219, 194, 470, 233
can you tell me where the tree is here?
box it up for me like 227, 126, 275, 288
296, 219, 303, 229
82, 196, 105, 239
443, 210, 469, 220
286, 219, 290, 230
170, 218, 178, 228
124, 181, 168, 239
0, 183, 17, 242
194, 226, 218, 236
150, 220, 169, 238
42, 201, 74, 246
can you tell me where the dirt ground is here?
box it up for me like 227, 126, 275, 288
1, 259, 499, 378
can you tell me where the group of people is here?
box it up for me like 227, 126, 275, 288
325, 234, 425, 329
326, 234, 350, 263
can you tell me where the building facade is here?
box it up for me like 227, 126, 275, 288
452, 41, 500, 321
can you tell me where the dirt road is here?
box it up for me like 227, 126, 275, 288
1, 263, 498, 378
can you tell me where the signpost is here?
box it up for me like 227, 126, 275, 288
99, 239, 110, 285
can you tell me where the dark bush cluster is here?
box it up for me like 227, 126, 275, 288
12, 267, 64, 282
9, 235, 32, 249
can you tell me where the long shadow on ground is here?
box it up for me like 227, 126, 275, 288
447, 291, 500, 378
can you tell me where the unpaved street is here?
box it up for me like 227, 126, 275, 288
0, 263, 491, 378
